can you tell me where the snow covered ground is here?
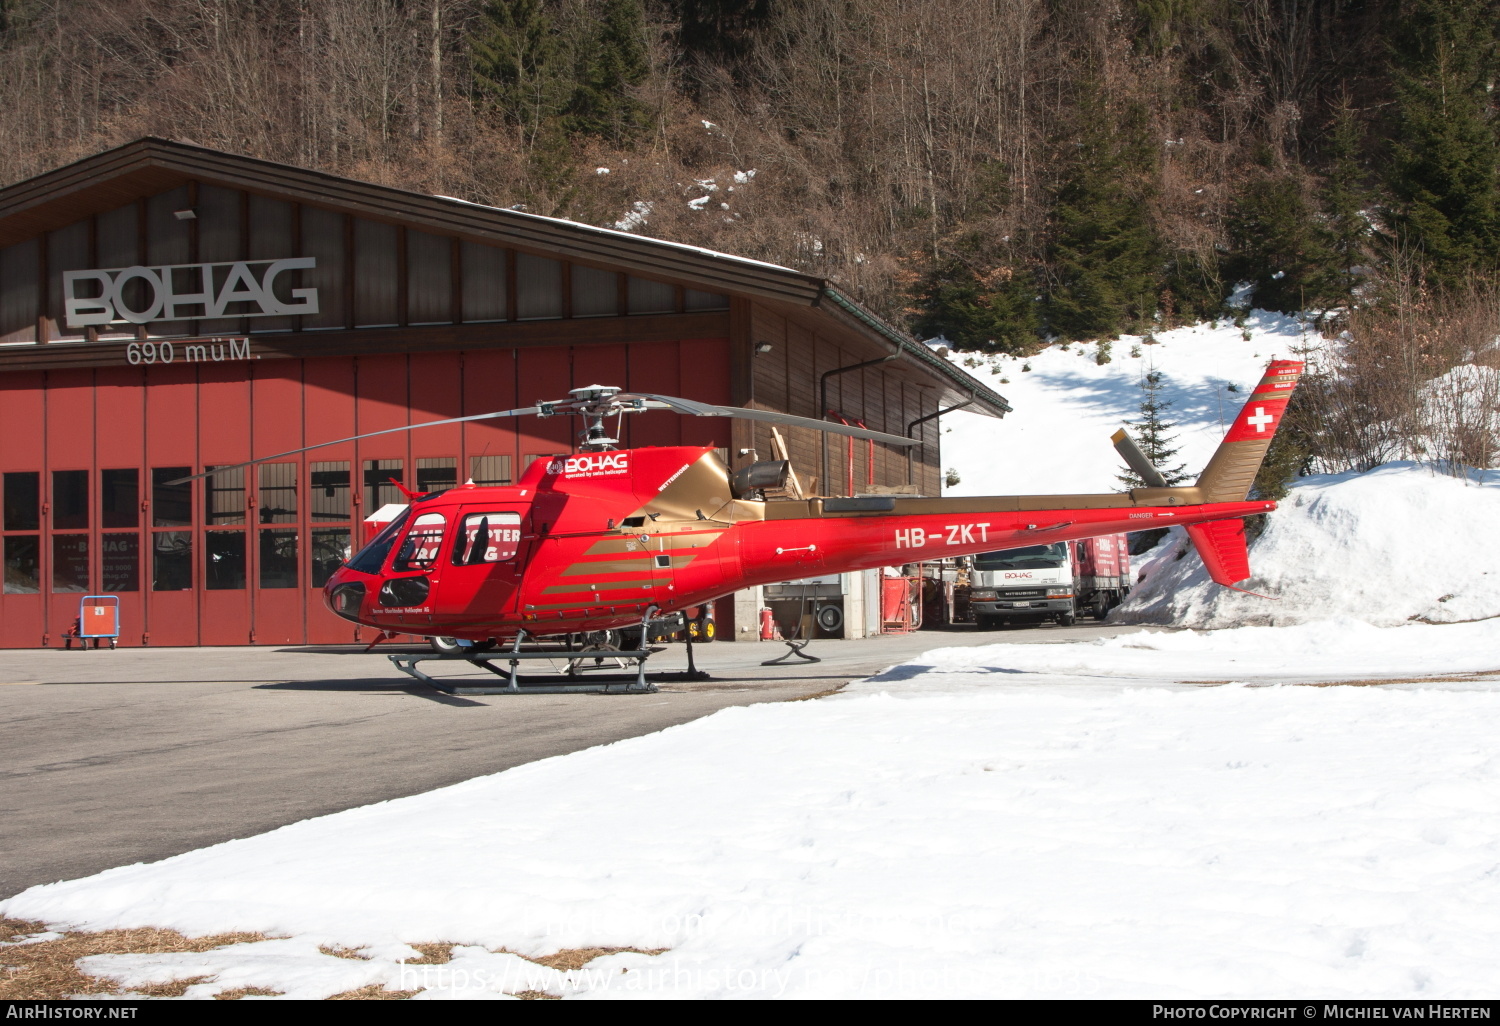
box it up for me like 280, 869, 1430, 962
6, 619, 1499, 999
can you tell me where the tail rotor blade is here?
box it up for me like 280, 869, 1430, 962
1111, 428, 1168, 488
165, 405, 543, 485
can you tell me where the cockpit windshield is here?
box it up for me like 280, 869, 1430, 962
345, 508, 411, 574
973, 543, 1068, 570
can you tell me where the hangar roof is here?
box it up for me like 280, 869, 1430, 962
0, 137, 1009, 417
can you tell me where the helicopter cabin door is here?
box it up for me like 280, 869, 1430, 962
429, 508, 526, 636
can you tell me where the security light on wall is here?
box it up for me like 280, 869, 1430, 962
754, 341, 774, 354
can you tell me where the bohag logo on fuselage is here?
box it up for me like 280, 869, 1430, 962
557, 452, 631, 479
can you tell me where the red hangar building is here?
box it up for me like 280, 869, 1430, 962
0, 138, 1007, 648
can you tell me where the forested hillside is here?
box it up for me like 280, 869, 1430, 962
1, 0, 1497, 356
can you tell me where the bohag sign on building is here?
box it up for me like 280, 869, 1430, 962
63, 257, 319, 327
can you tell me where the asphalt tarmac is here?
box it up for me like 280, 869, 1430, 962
0, 621, 1132, 900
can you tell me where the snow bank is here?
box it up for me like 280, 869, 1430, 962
1115, 463, 1500, 628
7, 659, 1500, 998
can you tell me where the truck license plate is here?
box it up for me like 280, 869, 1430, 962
1011, 601, 1030, 607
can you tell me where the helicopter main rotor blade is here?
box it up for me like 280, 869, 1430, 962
1111, 428, 1168, 488
624, 393, 919, 447
165, 406, 544, 484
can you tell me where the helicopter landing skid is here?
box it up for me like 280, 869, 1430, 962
388, 613, 711, 694
387, 645, 667, 695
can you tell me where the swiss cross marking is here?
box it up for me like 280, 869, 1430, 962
1246, 406, 1274, 432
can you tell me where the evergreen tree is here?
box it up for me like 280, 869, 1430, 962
672, 0, 772, 93
1386, 0, 1500, 288
469, 0, 569, 148
1320, 102, 1372, 305
1118, 369, 1188, 488
562, 0, 651, 146
911, 260, 1041, 354
1225, 171, 1341, 313
1046, 96, 1162, 341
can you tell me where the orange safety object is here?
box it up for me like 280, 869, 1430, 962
881, 576, 921, 633
77, 596, 120, 637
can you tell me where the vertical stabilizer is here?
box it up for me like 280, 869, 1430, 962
1194, 360, 1304, 503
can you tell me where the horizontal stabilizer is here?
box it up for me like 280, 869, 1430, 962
1185, 518, 1252, 587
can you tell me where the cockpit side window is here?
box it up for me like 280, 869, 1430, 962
452, 512, 523, 565
393, 512, 447, 572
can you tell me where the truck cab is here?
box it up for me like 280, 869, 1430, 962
967, 543, 1076, 628
964, 535, 1132, 629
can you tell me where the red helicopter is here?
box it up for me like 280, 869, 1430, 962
184, 359, 1302, 691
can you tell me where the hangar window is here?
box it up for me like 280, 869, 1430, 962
101, 469, 139, 528
52, 471, 88, 530
572, 265, 619, 317
460, 241, 507, 322
628, 275, 676, 315
152, 532, 192, 591
4, 472, 39, 531
3, 537, 39, 594
416, 458, 457, 494
354, 218, 399, 328
52, 534, 89, 591
145, 187, 192, 338
206, 466, 247, 525
205, 531, 246, 590
302, 207, 347, 330
310, 462, 351, 522
260, 529, 298, 589
362, 459, 405, 513
685, 289, 729, 311
46, 220, 90, 341
407, 230, 453, 325
0, 238, 38, 345
95, 206, 140, 340
152, 468, 192, 528
247, 194, 297, 334
469, 455, 512, 487
257, 464, 298, 524
101, 533, 139, 592
516, 252, 562, 320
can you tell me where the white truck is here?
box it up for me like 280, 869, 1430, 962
964, 536, 1131, 629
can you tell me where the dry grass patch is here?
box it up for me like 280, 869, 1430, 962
0, 917, 267, 1000
319, 944, 370, 960
512, 989, 562, 1000
403, 943, 453, 964
214, 987, 285, 1000
329, 984, 419, 1000
131, 976, 212, 998
526, 946, 667, 971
